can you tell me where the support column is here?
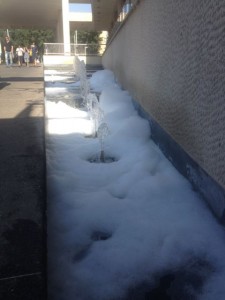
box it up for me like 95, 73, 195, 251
62, 0, 71, 54
56, 13, 63, 43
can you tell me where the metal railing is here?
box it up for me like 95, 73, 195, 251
44, 43, 106, 56
106, 0, 140, 48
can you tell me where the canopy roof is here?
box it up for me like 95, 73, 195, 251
0, 0, 120, 31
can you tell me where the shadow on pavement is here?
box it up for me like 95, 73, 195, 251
0, 77, 43, 82
0, 68, 47, 299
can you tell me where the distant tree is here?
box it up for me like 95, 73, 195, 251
71, 30, 102, 54
77, 31, 101, 44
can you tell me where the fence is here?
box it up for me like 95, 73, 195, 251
44, 43, 106, 56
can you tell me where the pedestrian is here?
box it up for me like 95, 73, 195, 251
0, 42, 2, 64
31, 42, 38, 66
3, 36, 13, 67
29, 47, 32, 61
16, 45, 24, 67
24, 47, 30, 67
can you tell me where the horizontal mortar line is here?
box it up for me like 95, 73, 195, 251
0, 272, 42, 281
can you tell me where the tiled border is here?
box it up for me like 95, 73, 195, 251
133, 99, 225, 225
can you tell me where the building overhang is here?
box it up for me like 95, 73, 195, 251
0, 0, 121, 32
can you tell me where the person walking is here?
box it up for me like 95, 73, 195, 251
4, 36, 13, 67
16, 45, 24, 67
0, 42, 2, 64
24, 47, 30, 67
31, 42, 38, 66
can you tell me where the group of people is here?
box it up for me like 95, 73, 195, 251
3, 36, 39, 67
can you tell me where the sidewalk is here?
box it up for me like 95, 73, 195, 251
0, 64, 46, 299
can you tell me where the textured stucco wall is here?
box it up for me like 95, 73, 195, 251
103, 0, 225, 192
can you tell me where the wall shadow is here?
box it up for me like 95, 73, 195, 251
0, 77, 43, 82
0, 104, 47, 299
0, 82, 11, 90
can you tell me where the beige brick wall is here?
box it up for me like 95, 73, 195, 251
103, 0, 225, 190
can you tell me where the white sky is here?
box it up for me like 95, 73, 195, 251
45, 68, 225, 300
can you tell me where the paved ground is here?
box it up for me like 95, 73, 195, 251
0, 64, 46, 299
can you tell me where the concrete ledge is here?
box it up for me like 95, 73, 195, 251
43, 55, 102, 67
43, 55, 74, 65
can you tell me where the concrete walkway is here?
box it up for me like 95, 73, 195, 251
0, 64, 46, 299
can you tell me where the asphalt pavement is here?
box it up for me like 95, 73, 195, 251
0, 63, 46, 299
